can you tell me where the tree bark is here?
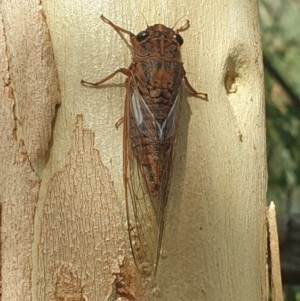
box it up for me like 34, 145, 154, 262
0, 0, 267, 301
0, 0, 59, 300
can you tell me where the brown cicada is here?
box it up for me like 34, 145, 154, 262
81, 15, 207, 277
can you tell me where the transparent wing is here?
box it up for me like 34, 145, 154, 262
161, 93, 181, 139
125, 132, 177, 276
123, 87, 157, 275
123, 78, 182, 276
125, 146, 158, 276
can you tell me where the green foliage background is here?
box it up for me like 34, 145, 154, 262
260, 0, 300, 299
261, 0, 300, 204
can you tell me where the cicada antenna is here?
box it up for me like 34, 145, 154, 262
172, 17, 190, 33
140, 11, 149, 28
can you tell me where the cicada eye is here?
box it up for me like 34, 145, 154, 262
174, 34, 184, 45
136, 30, 149, 42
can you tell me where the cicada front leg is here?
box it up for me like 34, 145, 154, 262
81, 68, 130, 88
183, 75, 208, 100
115, 117, 124, 129
100, 15, 133, 37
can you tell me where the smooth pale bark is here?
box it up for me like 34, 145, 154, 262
0, 0, 267, 301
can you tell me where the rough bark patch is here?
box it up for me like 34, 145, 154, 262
38, 115, 125, 301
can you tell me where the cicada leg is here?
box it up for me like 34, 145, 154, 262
81, 68, 130, 88
115, 117, 124, 129
183, 75, 208, 100
101, 15, 133, 37
81, 68, 129, 130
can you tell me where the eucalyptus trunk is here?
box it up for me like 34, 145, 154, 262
0, 1, 267, 300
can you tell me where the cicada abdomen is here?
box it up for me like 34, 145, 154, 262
81, 15, 207, 277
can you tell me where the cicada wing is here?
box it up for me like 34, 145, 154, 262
125, 147, 158, 276
122, 82, 155, 276
125, 132, 176, 276
123, 77, 183, 276
161, 93, 181, 139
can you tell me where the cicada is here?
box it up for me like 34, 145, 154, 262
81, 15, 207, 277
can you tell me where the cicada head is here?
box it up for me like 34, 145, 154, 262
130, 24, 184, 59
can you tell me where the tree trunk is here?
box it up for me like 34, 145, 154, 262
0, 0, 267, 301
